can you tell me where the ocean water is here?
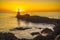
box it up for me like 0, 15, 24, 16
0, 13, 17, 32
0, 12, 59, 31
0, 12, 59, 39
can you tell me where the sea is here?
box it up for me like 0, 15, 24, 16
0, 12, 60, 39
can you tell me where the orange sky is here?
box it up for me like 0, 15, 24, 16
0, 0, 60, 12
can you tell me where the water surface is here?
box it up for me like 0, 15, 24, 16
0, 12, 59, 32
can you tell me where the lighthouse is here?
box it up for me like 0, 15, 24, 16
17, 9, 20, 17
17, 9, 21, 27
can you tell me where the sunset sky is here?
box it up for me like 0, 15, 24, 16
0, 0, 60, 12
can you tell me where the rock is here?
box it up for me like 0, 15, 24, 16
0, 32, 19, 40
10, 27, 32, 31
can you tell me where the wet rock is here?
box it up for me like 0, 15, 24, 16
10, 27, 32, 31
0, 32, 19, 40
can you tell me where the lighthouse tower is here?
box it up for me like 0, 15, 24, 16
17, 9, 21, 27
17, 9, 20, 17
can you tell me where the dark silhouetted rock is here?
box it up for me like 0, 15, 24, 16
31, 32, 39, 36
0, 32, 20, 40
10, 27, 32, 31
41, 28, 53, 34
54, 24, 60, 35
33, 34, 48, 40
16, 13, 60, 25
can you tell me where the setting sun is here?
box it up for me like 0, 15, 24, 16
18, 8, 23, 12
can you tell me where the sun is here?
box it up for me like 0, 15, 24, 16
18, 8, 22, 12
20, 9, 22, 12
14, 8, 26, 12
15, 8, 23, 12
